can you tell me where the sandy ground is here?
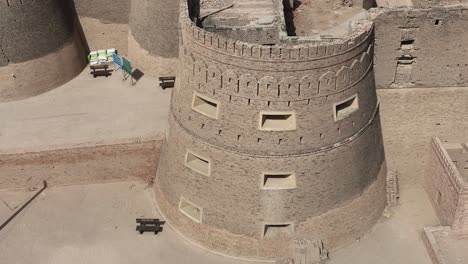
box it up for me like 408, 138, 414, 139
0, 181, 437, 264
429, 228, 468, 264
0, 68, 171, 153
329, 186, 438, 264
0, 182, 243, 264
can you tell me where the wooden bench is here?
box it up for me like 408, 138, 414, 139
159, 76, 176, 90
90, 64, 110, 78
136, 218, 165, 235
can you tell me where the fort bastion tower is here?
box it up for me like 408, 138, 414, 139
154, 0, 387, 260
0, 0, 86, 102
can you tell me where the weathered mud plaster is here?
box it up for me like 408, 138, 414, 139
373, 6, 468, 88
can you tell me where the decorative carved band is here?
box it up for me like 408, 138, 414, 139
181, 44, 373, 101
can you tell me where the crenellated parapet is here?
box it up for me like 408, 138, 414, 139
180, 43, 373, 100
180, 8, 373, 62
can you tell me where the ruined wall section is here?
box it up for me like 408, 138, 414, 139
0, 0, 86, 102
425, 138, 468, 236
154, 3, 387, 260
128, 0, 180, 76
426, 138, 464, 226
373, 7, 468, 88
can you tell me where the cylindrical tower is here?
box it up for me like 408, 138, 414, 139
0, 0, 86, 102
128, 0, 180, 76
154, 2, 387, 260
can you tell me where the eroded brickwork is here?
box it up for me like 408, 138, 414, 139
153, 1, 387, 260
426, 137, 468, 235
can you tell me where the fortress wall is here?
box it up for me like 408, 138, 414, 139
128, 0, 180, 76
0, 0, 86, 102
154, 2, 387, 260
377, 87, 468, 189
73, 0, 130, 55
0, 139, 162, 191
373, 7, 468, 88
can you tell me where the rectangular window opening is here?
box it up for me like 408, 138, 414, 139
192, 92, 219, 119
185, 151, 210, 176
400, 39, 414, 50
259, 112, 296, 131
334, 95, 359, 121
262, 173, 296, 190
179, 197, 202, 223
263, 223, 294, 239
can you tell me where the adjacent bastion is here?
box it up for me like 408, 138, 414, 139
0, 0, 86, 102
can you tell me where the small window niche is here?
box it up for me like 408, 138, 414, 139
334, 95, 359, 121
400, 39, 414, 50
263, 223, 294, 239
259, 112, 296, 131
192, 92, 219, 119
179, 197, 203, 223
262, 173, 296, 190
185, 150, 210, 176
